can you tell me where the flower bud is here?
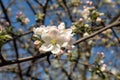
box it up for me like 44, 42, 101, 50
101, 64, 107, 71
89, 1, 93, 5
79, 18, 83, 22
86, 1, 90, 4
96, 17, 102, 22
83, 32, 89, 37
34, 40, 41, 47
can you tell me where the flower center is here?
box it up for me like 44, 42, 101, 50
50, 38, 57, 45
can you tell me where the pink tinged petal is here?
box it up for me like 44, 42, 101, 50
41, 33, 51, 43
49, 28, 59, 36
33, 25, 47, 35
66, 38, 75, 49
19, 11, 23, 15
65, 36, 71, 42
66, 45, 75, 50
39, 44, 53, 52
59, 34, 71, 43
34, 40, 40, 46
51, 44, 61, 55
33, 27, 43, 35
68, 37, 75, 44
57, 36, 68, 46
65, 29, 72, 34
58, 22, 65, 30
62, 42, 68, 47
59, 50, 64, 54
50, 31, 59, 38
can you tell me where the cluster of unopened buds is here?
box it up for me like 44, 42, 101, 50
33, 22, 75, 55
80, 1, 104, 22
88, 52, 107, 78
16, 11, 30, 25
86, 0, 93, 5
101, 64, 107, 71
95, 52, 105, 64
94, 52, 107, 71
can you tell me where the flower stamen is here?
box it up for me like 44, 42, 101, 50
50, 38, 57, 45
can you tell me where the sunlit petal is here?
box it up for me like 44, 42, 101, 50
62, 42, 68, 47
51, 44, 61, 54
58, 22, 65, 30
39, 44, 53, 52
41, 33, 51, 43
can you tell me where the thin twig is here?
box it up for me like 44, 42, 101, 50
73, 18, 120, 45
0, 52, 51, 67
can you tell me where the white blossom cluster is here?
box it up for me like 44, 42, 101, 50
33, 22, 75, 55
16, 11, 30, 25
95, 52, 107, 71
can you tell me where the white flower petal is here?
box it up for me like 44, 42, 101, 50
41, 33, 51, 43
58, 22, 65, 30
50, 30, 59, 38
56, 35, 65, 44
51, 44, 61, 55
33, 26, 46, 35
65, 29, 72, 34
66, 38, 75, 49
39, 44, 53, 52
62, 42, 68, 47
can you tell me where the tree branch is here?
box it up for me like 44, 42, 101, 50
0, 52, 51, 67
73, 18, 120, 45
26, 0, 36, 15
